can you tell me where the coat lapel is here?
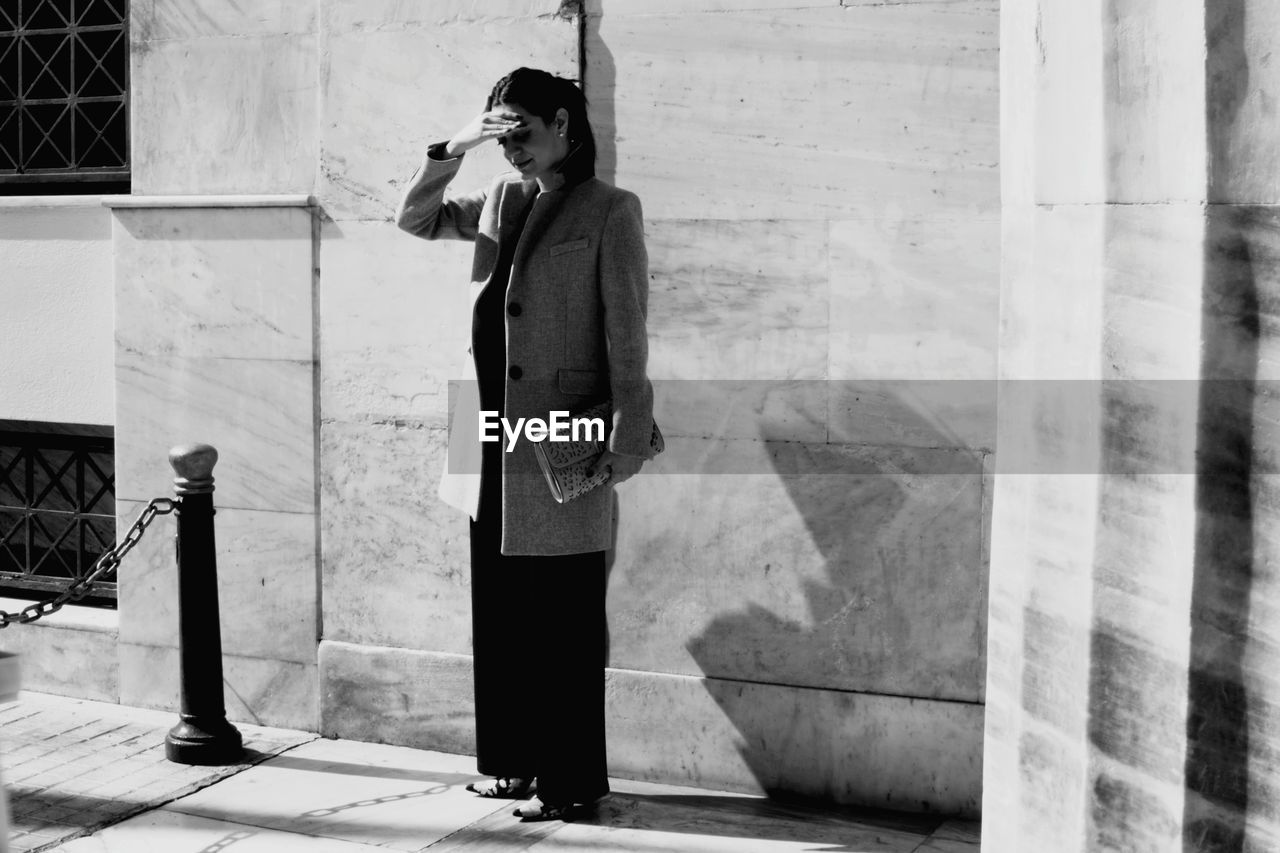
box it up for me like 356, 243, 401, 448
497, 179, 539, 247
510, 185, 572, 278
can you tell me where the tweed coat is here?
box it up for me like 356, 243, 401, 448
395, 144, 656, 556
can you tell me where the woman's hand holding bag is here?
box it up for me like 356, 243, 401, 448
590, 450, 644, 485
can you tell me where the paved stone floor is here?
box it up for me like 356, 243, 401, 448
0, 692, 981, 853
0, 693, 312, 852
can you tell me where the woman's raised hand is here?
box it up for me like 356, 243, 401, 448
444, 110, 524, 158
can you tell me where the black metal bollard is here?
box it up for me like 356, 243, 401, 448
164, 444, 244, 765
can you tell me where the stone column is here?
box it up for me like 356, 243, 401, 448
986, 0, 1280, 851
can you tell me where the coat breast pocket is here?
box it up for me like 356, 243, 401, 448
549, 237, 591, 257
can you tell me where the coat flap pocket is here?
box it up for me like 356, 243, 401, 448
549, 237, 591, 256
558, 368, 605, 395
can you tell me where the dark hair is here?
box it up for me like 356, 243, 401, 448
486, 67, 596, 181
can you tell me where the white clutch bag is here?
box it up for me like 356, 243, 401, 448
530, 400, 664, 503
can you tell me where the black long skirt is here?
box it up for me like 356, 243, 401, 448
468, 437, 611, 805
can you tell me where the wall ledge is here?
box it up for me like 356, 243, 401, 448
0, 195, 122, 209
103, 194, 315, 209
0, 597, 118, 633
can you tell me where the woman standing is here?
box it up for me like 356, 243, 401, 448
395, 68, 656, 821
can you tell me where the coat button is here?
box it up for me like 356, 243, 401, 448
507, 302, 522, 317
508, 365, 523, 380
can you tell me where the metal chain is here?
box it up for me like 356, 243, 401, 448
0, 498, 177, 628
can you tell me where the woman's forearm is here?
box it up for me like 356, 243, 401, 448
395, 143, 487, 241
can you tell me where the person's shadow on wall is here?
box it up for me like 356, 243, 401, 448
680, 392, 989, 812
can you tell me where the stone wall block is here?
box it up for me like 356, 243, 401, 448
1101, 0, 1207, 202
828, 215, 999, 381
0, 618, 117, 702
132, 0, 318, 41
585, 5, 998, 221
114, 354, 316, 512
1030, 0, 1107, 204
605, 668, 983, 816
320, 422, 471, 652
112, 202, 317, 509
318, 13, 577, 221
1207, 0, 1280, 203
130, 35, 318, 195
319, 642, 476, 754
1203, 205, 1280, 380
646, 219, 829, 381
610, 441, 986, 700
1101, 204, 1207, 379
825, 210, 1000, 453
115, 497, 179, 650
120, 643, 319, 731
323, 0, 570, 31
113, 208, 315, 361
318, 220, 472, 427
996, 206, 1107, 381
116, 500, 318, 665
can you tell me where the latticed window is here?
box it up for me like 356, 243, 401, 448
0, 428, 116, 605
0, 0, 129, 194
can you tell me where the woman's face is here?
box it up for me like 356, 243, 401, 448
495, 102, 569, 181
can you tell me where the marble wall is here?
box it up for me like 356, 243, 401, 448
311, 0, 998, 814
93, 0, 997, 817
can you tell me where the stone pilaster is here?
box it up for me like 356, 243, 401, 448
986, 0, 1280, 850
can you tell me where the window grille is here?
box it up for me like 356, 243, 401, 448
0, 427, 116, 605
0, 0, 129, 193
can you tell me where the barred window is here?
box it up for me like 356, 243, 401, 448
0, 425, 116, 606
0, 0, 129, 194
